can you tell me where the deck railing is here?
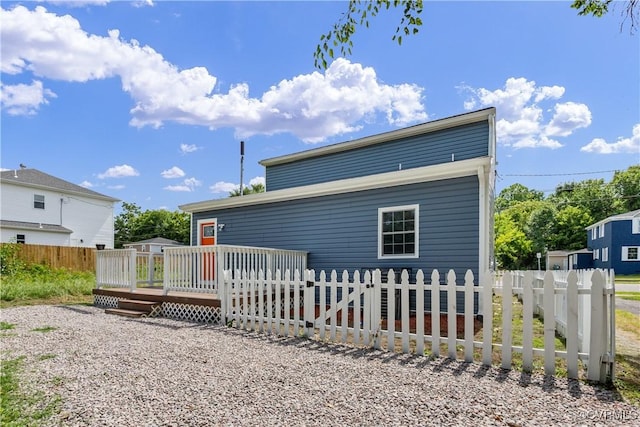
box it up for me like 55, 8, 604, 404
96, 245, 307, 294
163, 245, 307, 294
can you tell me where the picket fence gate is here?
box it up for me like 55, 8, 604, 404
219, 268, 615, 383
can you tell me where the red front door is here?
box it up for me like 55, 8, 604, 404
200, 221, 216, 280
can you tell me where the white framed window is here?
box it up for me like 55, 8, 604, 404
599, 224, 605, 238
16, 234, 25, 244
593, 249, 599, 260
34, 194, 45, 209
378, 204, 419, 259
591, 227, 597, 240
632, 218, 640, 234
622, 246, 640, 261
602, 247, 608, 262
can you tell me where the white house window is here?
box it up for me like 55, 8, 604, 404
591, 227, 597, 240
599, 224, 605, 238
16, 234, 25, 244
378, 204, 419, 259
633, 218, 640, 234
602, 247, 608, 262
593, 249, 600, 260
622, 246, 639, 261
34, 194, 45, 209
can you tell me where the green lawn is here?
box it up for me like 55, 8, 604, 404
616, 274, 640, 285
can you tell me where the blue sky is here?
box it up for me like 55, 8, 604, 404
2, 1, 638, 213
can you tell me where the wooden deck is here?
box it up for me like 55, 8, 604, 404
93, 287, 221, 307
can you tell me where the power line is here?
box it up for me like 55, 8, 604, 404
501, 169, 622, 177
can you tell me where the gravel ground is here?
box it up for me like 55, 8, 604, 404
1, 305, 638, 427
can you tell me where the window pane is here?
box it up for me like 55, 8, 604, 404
629, 248, 639, 260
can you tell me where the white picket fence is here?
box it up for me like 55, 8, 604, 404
220, 268, 616, 383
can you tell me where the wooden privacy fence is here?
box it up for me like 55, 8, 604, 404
220, 268, 615, 384
1, 243, 96, 271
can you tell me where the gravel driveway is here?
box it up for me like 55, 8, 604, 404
1, 305, 638, 426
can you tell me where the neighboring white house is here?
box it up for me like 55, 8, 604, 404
123, 237, 184, 253
0, 167, 119, 248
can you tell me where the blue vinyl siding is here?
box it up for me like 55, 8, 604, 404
266, 122, 489, 191
587, 218, 640, 274
193, 175, 479, 279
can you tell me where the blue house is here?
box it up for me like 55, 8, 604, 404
180, 108, 496, 285
567, 248, 593, 270
586, 209, 640, 275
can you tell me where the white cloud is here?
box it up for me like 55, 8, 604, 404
248, 176, 265, 186
1, 6, 426, 142
209, 181, 237, 194
107, 184, 125, 190
461, 77, 591, 149
179, 143, 199, 154
163, 177, 201, 192
161, 166, 185, 178
0, 80, 56, 115
37, 0, 111, 7
545, 102, 591, 137
98, 164, 139, 179
79, 180, 93, 188
580, 124, 640, 154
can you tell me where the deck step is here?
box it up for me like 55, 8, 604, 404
105, 308, 148, 318
118, 299, 162, 313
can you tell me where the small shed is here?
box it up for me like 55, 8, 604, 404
123, 237, 184, 253
567, 248, 593, 270
546, 250, 568, 270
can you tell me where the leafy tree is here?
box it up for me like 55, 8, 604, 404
524, 202, 557, 255
114, 203, 190, 248
315, 0, 637, 69
548, 179, 618, 222
229, 183, 266, 197
495, 212, 533, 270
552, 206, 593, 250
495, 183, 544, 212
610, 165, 640, 212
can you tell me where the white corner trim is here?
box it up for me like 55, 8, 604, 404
180, 156, 491, 213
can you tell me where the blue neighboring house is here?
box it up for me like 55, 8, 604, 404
586, 209, 640, 275
567, 248, 593, 270
180, 108, 496, 286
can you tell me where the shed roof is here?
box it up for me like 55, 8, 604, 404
123, 237, 184, 246
0, 168, 119, 202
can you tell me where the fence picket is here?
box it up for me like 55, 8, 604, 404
294, 270, 301, 334
319, 270, 327, 341
501, 272, 513, 369
464, 270, 474, 362
304, 270, 315, 337
353, 271, 362, 345
447, 270, 457, 359
401, 270, 410, 354
341, 271, 349, 343
274, 269, 282, 336
543, 271, 556, 376
387, 270, 396, 352
330, 270, 338, 341
416, 270, 425, 356
372, 269, 382, 349
588, 270, 605, 382
431, 270, 441, 357
522, 271, 533, 373
566, 271, 579, 379
284, 269, 291, 337
266, 270, 273, 334
249, 269, 256, 331
481, 271, 493, 366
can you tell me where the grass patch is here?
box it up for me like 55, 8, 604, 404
615, 274, 640, 285
0, 266, 95, 308
0, 356, 61, 426
37, 354, 56, 361
0, 321, 16, 330
617, 292, 640, 302
616, 309, 640, 340
31, 326, 57, 333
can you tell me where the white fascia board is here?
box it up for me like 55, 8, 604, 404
260, 108, 496, 167
180, 156, 491, 213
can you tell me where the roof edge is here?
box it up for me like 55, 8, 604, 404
260, 107, 496, 167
